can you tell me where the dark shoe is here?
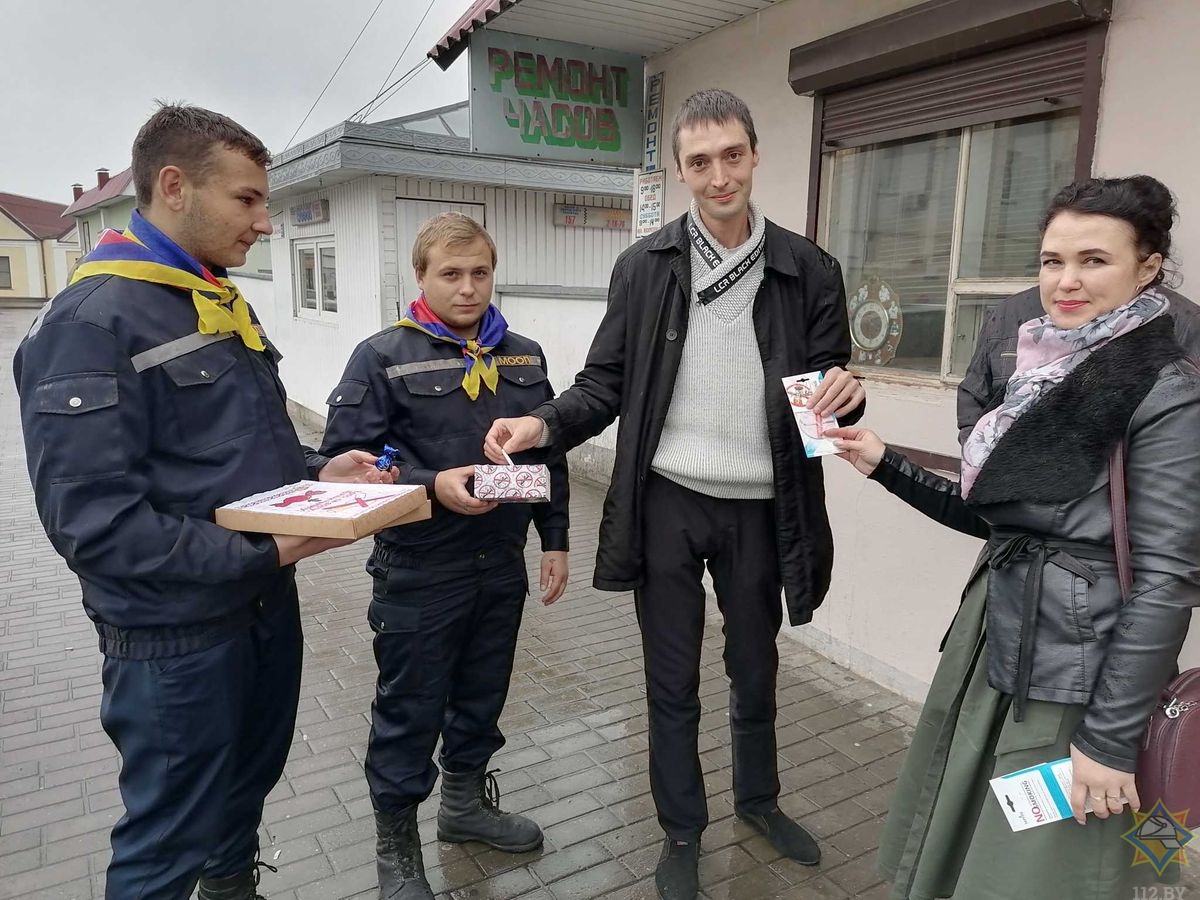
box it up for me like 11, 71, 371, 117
437, 767, 543, 852
375, 807, 434, 900
197, 860, 277, 899
738, 808, 821, 865
654, 836, 699, 900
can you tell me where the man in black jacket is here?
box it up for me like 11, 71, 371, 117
485, 90, 865, 900
957, 285, 1200, 443
320, 213, 570, 900
14, 104, 390, 900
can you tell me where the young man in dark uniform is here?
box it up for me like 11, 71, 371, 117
14, 104, 391, 900
319, 213, 570, 900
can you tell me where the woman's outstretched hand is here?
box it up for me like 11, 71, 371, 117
826, 426, 885, 477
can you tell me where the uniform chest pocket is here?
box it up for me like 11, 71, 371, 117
400, 367, 464, 398
498, 365, 547, 390
159, 344, 253, 452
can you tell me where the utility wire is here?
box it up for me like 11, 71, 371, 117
349, 57, 428, 122
281, 0, 387, 150
350, 0, 439, 123
355, 0, 438, 122
355, 57, 434, 123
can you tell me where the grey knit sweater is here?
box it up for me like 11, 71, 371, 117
650, 202, 774, 499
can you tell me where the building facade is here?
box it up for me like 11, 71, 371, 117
430, 0, 1200, 698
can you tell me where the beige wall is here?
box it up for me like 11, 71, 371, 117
0, 240, 40, 299
39, 235, 80, 297
647, 0, 1200, 698
0, 213, 27, 241
650, 0, 926, 234
1094, 0, 1200, 281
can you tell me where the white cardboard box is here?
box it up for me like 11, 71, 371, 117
215, 481, 429, 539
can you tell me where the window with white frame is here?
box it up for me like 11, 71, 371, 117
0, 256, 11, 290
293, 240, 337, 319
821, 111, 1079, 377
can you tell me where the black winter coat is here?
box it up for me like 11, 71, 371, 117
534, 213, 864, 625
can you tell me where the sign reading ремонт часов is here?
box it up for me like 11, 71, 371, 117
469, 28, 644, 168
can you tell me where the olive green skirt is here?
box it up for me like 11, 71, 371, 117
877, 570, 1173, 899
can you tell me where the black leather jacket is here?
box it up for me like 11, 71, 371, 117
873, 318, 1200, 771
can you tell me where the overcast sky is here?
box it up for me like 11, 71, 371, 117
4, 0, 474, 204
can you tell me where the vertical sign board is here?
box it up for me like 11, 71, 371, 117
643, 72, 665, 172
636, 170, 666, 239
469, 28, 644, 167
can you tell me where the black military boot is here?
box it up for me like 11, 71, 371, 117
197, 860, 276, 899
375, 807, 433, 900
436, 767, 543, 852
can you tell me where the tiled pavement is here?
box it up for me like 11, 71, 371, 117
6, 304, 1183, 900
0, 306, 910, 900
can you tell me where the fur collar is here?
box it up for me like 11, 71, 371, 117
966, 316, 1183, 506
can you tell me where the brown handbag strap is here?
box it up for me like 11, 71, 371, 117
1110, 440, 1133, 604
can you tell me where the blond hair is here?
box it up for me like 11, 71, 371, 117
411, 212, 497, 274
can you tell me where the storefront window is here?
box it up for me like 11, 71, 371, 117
826, 131, 960, 373
294, 241, 336, 319
822, 110, 1078, 378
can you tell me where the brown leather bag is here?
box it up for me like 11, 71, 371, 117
1110, 441, 1200, 813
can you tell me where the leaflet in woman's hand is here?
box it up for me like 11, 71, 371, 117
989, 758, 1094, 831
782, 371, 839, 458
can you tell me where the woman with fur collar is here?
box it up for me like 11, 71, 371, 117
829, 176, 1200, 899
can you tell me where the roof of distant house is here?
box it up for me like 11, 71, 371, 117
0, 192, 74, 240
63, 168, 136, 217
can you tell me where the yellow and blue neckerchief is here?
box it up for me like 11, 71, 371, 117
397, 295, 508, 401
70, 210, 264, 352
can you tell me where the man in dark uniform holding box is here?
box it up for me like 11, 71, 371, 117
320, 212, 570, 900
13, 104, 391, 900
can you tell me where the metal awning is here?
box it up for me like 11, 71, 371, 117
429, 0, 783, 69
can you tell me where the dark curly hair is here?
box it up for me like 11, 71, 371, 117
1041, 175, 1178, 287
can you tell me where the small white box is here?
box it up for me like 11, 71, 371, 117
472, 464, 550, 503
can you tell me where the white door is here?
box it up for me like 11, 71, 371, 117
394, 198, 487, 322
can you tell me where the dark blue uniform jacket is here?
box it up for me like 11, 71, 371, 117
320, 323, 569, 566
14, 275, 324, 655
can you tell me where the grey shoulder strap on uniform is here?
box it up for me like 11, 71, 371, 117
26, 298, 56, 340
386, 358, 465, 379
130, 332, 235, 373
